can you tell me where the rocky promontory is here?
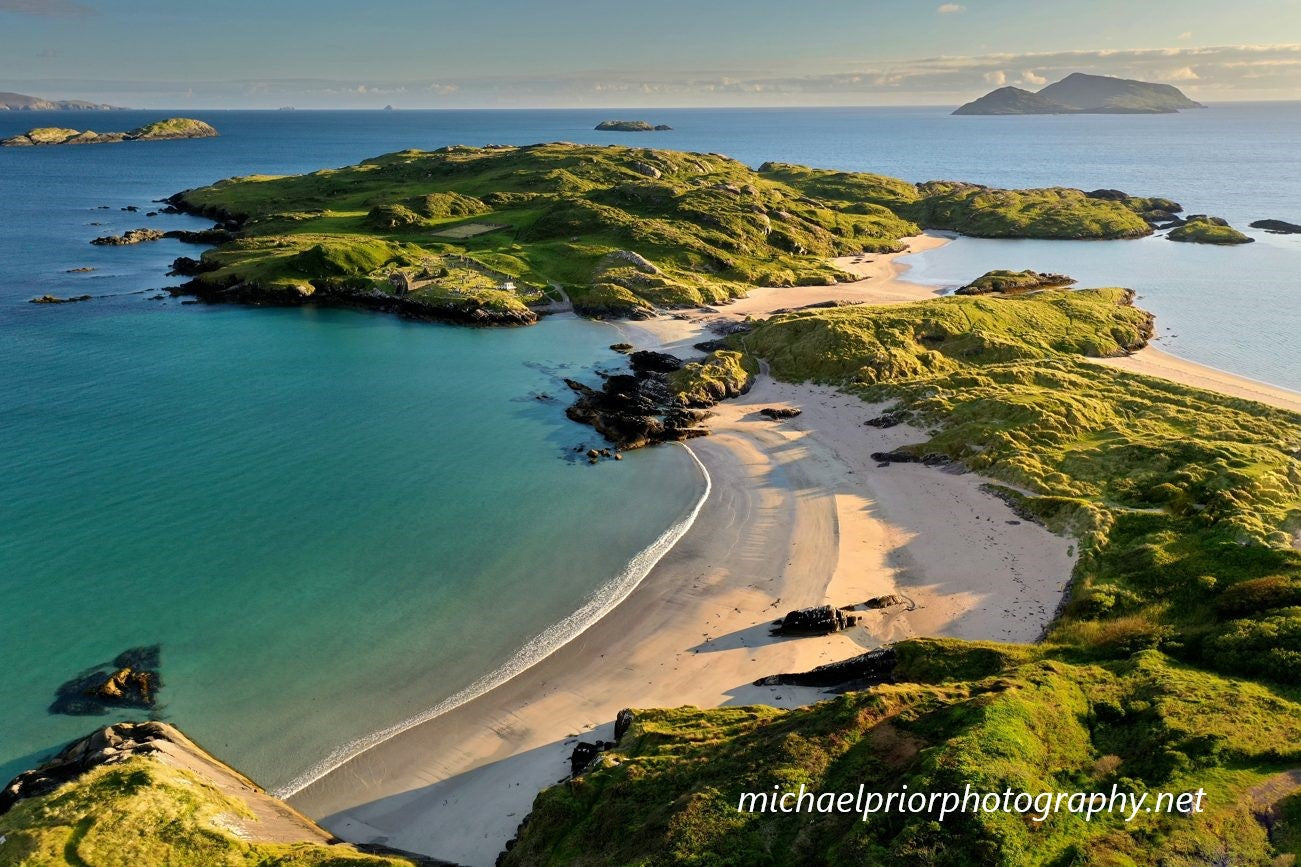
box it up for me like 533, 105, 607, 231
594, 120, 672, 131
2, 117, 218, 147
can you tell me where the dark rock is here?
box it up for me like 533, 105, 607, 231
754, 646, 897, 688
1, 721, 176, 816
862, 594, 910, 609
30, 294, 91, 304
1085, 188, 1129, 201
614, 709, 635, 742
90, 228, 163, 246
1249, 219, 1301, 234
49, 645, 162, 716
870, 450, 951, 467
569, 740, 613, 777
65, 266, 95, 273
609, 342, 634, 353
759, 407, 801, 419
168, 255, 215, 276
1184, 214, 1228, 226
162, 226, 234, 245
774, 604, 860, 636
864, 413, 905, 428
628, 350, 684, 373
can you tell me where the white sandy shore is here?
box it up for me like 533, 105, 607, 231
1091, 346, 1301, 414
289, 232, 1297, 865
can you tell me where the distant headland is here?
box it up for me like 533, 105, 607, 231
954, 72, 1204, 115
1, 117, 218, 147
0, 90, 124, 111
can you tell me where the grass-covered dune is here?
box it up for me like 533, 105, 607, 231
506, 288, 1301, 865
168, 144, 1175, 321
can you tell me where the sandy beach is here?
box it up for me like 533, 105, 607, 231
1091, 345, 1301, 414
288, 232, 1298, 865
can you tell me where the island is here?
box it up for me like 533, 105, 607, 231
1167, 215, 1253, 244
0, 90, 123, 111
594, 120, 672, 131
954, 268, 1075, 295
152, 143, 1183, 326
1, 117, 218, 147
954, 72, 1205, 115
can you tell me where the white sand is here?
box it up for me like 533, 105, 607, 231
1091, 346, 1301, 414
289, 230, 1293, 865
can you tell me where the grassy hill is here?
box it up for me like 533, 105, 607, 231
504, 289, 1301, 865
168, 144, 1173, 321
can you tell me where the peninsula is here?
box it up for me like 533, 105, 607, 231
155, 143, 1205, 325
0, 90, 123, 111
954, 72, 1205, 115
1, 117, 217, 147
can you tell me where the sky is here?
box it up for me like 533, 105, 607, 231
2, 0, 1299, 108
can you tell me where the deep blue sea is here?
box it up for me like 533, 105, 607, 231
1, 105, 1298, 790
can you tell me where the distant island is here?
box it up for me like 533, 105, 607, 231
595, 120, 672, 131
0, 90, 124, 111
1, 117, 218, 147
954, 72, 1204, 115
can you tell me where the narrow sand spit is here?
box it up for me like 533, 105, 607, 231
289, 231, 1295, 864
1090, 346, 1301, 414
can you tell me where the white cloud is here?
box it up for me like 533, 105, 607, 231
937, 3, 965, 12
1021, 69, 1047, 86
1165, 66, 1200, 81
1178, 31, 1193, 40
983, 70, 1007, 86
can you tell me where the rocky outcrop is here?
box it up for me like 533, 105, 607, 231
49, 645, 162, 716
568, 740, 615, 777
1250, 219, 1301, 234
614, 708, 636, 741
29, 294, 91, 304
1167, 216, 1254, 245
595, 120, 672, 132
759, 407, 802, 419
563, 349, 716, 449
955, 269, 1076, 295
772, 605, 861, 636
2, 117, 217, 147
91, 228, 164, 246
754, 646, 898, 687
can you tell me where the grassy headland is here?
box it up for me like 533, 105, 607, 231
167, 144, 1177, 322
504, 288, 1301, 865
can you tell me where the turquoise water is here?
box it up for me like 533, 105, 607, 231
1, 104, 1298, 789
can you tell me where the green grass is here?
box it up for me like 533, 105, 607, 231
0, 758, 411, 866
667, 350, 758, 406
734, 287, 1153, 385
955, 269, 1075, 295
1167, 218, 1253, 245
172, 144, 1174, 320
505, 286, 1301, 865
504, 654, 1301, 866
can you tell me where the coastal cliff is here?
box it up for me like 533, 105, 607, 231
0, 722, 432, 865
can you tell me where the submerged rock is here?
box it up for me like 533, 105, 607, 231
1250, 219, 1301, 234
49, 645, 162, 716
30, 294, 91, 304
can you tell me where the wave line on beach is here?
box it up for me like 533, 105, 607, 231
274, 443, 712, 800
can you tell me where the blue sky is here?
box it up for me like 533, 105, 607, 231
2, 0, 1299, 107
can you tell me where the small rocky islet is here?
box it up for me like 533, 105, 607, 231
594, 119, 672, 131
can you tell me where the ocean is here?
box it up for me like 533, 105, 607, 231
1, 104, 1297, 789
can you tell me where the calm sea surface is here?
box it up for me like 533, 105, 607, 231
1, 105, 1297, 787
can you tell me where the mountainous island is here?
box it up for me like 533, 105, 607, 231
954, 72, 1205, 115
0, 90, 123, 111
1, 117, 218, 147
